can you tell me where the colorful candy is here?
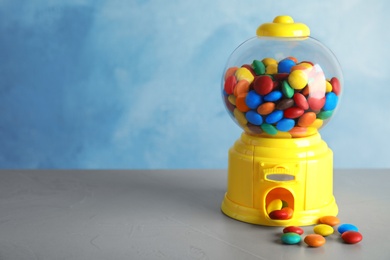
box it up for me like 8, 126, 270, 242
276, 118, 295, 132
304, 234, 326, 247
341, 231, 363, 244
278, 58, 296, 74
222, 56, 341, 137
269, 209, 289, 220
283, 226, 304, 235
313, 224, 334, 237
280, 218, 362, 248
254, 76, 273, 95
318, 216, 340, 226
323, 92, 338, 111
288, 70, 308, 90
246, 110, 263, 125
337, 223, 358, 234
257, 102, 275, 115
235, 67, 254, 83
252, 60, 266, 75
261, 123, 278, 135
266, 110, 284, 124
281, 232, 301, 245
245, 90, 263, 109
269, 206, 293, 220
267, 199, 283, 214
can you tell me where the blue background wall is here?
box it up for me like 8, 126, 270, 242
1, 0, 389, 169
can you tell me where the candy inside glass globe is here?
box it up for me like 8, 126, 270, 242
222, 35, 343, 138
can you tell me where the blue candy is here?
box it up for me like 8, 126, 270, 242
276, 118, 295, 132
264, 91, 282, 102
245, 90, 263, 109
246, 110, 263, 125
265, 110, 283, 124
323, 92, 338, 111
281, 232, 301, 245
338, 224, 358, 234
278, 59, 296, 73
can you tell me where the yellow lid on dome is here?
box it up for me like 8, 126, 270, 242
256, 15, 310, 37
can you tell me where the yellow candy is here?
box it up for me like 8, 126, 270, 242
233, 108, 247, 126
313, 224, 334, 237
325, 80, 333, 92
309, 119, 323, 129
262, 57, 277, 66
235, 68, 254, 84
299, 62, 313, 69
267, 199, 283, 214
265, 63, 278, 74
288, 70, 308, 90
228, 95, 236, 105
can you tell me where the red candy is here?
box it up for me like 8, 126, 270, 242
283, 226, 304, 235
341, 231, 363, 244
274, 73, 289, 81
284, 107, 304, 119
235, 93, 250, 112
330, 77, 341, 96
254, 76, 274, 95
224, 75, 237, 95
269, 207, 293, 220
308, 96, 325, 111
293, 93, 309, 110
269, 210, 289, 220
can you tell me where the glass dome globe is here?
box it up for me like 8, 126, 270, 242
222, 16, 343, 138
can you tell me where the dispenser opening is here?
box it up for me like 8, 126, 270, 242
266, 188, 295, 220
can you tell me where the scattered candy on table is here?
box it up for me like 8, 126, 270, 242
304, 234, 326, 247
337, 223, 359, 234
319, 215, 340, 226
281, 232, 302, 245
341, 231, 363, 244
313, 224, 334, 237
283, 226, 304, 235
279, 216, 362, 248
223, 57, 341, 137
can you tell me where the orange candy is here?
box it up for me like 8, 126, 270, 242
289, 126, 307, 135
235, 93, 250, 112
286, 56, 298, 63
234, 80, 250, 96
290, 64, 308, 72
282, 207, 293, 219
224, 66, 238, 80
304, 234, 326, 247
257, 102, 275, 115
298, 112, 316, 127
319, 215, 340, 227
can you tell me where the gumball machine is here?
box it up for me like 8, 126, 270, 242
220, 15, 343, 226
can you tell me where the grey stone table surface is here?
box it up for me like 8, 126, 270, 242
0, 169, 387, 260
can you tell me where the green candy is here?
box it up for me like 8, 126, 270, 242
252, 60, 265, 75
317, 110, 333, 120
261, 123, 278, 135
281, 80, 294, 98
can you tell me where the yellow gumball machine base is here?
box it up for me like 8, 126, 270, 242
221, 132, 338, 226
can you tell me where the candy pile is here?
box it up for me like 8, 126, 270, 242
267, 199, 293, 220
280, 216, 363, 247
223, 57, 341, 137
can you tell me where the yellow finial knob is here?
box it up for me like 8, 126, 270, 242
256, 15, 310, 37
